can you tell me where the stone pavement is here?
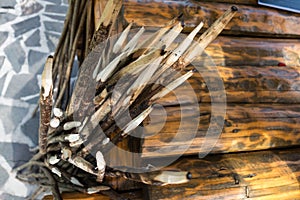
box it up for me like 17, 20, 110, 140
0, 0, 67, 198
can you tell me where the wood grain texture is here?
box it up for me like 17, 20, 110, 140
142, 104, 300, 157
130, 34, 300, 67
196, 0, 258, 5
43, 190, 143, 200
147, 148, 300, 199
43, 192, 110, 200
155, 65, 300, 105
123, 0, 300, 37
205, 36, 300, 66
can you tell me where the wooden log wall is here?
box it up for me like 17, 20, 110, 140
45, 148, 300, 200
43, 190, 143, 200
46, 0, 300, 199
120, 0, 300, 158
147, 148, 300, 199
123, 0, 300, 37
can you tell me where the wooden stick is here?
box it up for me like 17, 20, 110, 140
39, 56, 53, 154
55, 1, 88, 109
40, 167, 62, 200
85, 0, 93, 58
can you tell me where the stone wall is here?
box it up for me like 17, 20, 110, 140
0, 0, 67, 198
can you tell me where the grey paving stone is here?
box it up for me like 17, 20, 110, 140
0, 13, 17, 25
0, 0, 17, 7
25, 95, 39, 104
4, 39, 25, 73
0, 142, 33, 168
4, 74, 39, 99
0, 105, 28, 135
12, 16, 40, 37
45, 4, 68, 14
45, 31, 60, 52
0, 73, 7, 95
28, 50, 48, 74
21, 111, 39, 145
44, 0, 61, 4
0, 55, 5, 68
25, 29, 41, 47
43, 13, 66, 21
0, 164, 9, 188
44, 21, 64, 33
21, 1, 43, 16
0, 31, 9, 46
0, 193, 24, 200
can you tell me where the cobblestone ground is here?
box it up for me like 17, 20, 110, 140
0, 0, 67, 198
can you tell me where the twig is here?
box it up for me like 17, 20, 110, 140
69, 0, 80, 47
52, 0, 73, 82
40, 167, 62, 200
55, 1, 88, 108
85, 0, 93, 57
27, 186, 46, 200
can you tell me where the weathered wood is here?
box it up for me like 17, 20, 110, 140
146, 148, 300, 199
39, 56, 53, 154
142, 104, 300, 157
155, 65, 300, 105
124, 0, 300, 37
92, 0, 140, 192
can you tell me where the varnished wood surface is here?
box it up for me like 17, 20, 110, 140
147, 148, 300, 199
43, 190, 143, 200
43, 192, 110, 200
123, 0, 300, 37
81, 0, 300, 197
142, 103, 300, 157
156, 65, 300, 105
196, 0, 258, 5
133, 34, 300, 67
205, 36, 300, 66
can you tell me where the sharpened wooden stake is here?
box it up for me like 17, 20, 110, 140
96, 151, 106, 182
184, 6, 238, 64
39, 56, 53, 155
153, 171, 191, 185
123, 106, 153, 135
150, 70, 194, 102
113, 23, 133, 54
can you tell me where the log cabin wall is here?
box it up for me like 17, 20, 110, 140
55, 0, 300, 199
121, 0, 300, 158
122, 1, 300, 199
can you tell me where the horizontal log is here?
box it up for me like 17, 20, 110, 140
197, 0, 257, 5
43, 193, 110, 200
156, 65, 300, 105
141, 104, 300, 157
149, 103, 300, 121
146, 148, 300, 199
132, 33, 300, 66
43, 190, 143, 200
124, 0, 300, 37
205, 36, 300, 66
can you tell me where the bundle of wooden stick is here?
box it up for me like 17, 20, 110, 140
15, 0, 237, 199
